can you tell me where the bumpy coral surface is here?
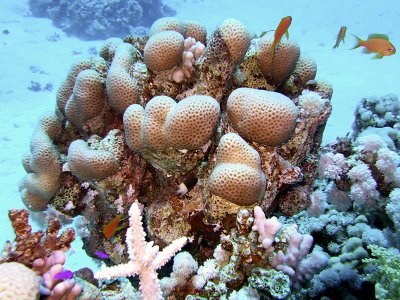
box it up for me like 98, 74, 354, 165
19, 16, 333, 298
227, 88, 298, 146
208, 133, 266, 208
144, 31, 185, 72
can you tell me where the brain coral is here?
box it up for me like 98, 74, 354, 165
0, 262, 39, 300
144, 30, 185, 72
182, 20, 207, 44
18, 18, 333, 289
124, 95, 220, 151
283, 55, 317, 95
227, 88, 298, 146
208, 132, 266, 206
149, 17, 207, 45
219, 18, 250, 64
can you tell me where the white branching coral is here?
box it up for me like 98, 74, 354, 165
318, 152, 346, 180
94, 201, 188, 300
376, 147, 400, 185
348, 162, 379, 206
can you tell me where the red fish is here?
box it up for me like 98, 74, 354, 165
351, 33, 396, 59
103, 215, 122, 239
271, 16, 292, 60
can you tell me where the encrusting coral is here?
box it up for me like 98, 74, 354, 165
0, 209, 75, 267
17, 15, 335, 299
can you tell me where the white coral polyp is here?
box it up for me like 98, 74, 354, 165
348, 163, 373, 182
355, 133, 386, 153
298, 90, 327, 117
376, 147, 400, 185
318, 152, 345, 180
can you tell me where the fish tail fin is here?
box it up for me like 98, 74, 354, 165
372, 53, 383, 59
350, 34, 363, 49
270, 44, 276, 63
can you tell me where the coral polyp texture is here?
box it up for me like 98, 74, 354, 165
227, 88, 298, 146
18, 16, 335, 298
144, 31, 185, 72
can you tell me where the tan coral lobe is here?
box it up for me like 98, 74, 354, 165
208, 133, 266, 206
149, 17, 184, 36
183, 20, 207, 44
227, 88, 298, 146
19, 112, 61, 210
65, 69, 105, 129
219, 18, 250, 64
106, 43, 140, 113
124, 95, 220, 152
257, 36, 300, 85
164, 95, 220, 149
67, 139, 119, 180
144, 31, 185, 72
0, 262, 40, 300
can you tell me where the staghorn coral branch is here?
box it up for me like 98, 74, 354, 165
153, 237, 188, 269
95, 201, 188, 300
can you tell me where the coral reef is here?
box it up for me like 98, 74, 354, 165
28, 0, 176, 40
16, 15, 341, 298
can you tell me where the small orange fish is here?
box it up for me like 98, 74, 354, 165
103, 215, 122, 239
351, 33, 396, 59
271, 16, 292, 60
333, 26, 347, 49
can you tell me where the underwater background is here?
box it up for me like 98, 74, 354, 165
0, 0, 400, 299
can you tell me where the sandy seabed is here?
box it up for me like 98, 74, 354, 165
0, 0, 399, 270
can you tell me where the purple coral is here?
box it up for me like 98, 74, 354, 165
271, 232, 328, 289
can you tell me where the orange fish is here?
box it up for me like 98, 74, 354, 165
351, 33, 396, 59
271, 16, 292, 60
333, 26, 347, 49
103, 215, 122, 239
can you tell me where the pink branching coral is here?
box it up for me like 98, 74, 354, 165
33, 250, 81, 299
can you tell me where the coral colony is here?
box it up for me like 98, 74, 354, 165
1, 16, 400, 300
